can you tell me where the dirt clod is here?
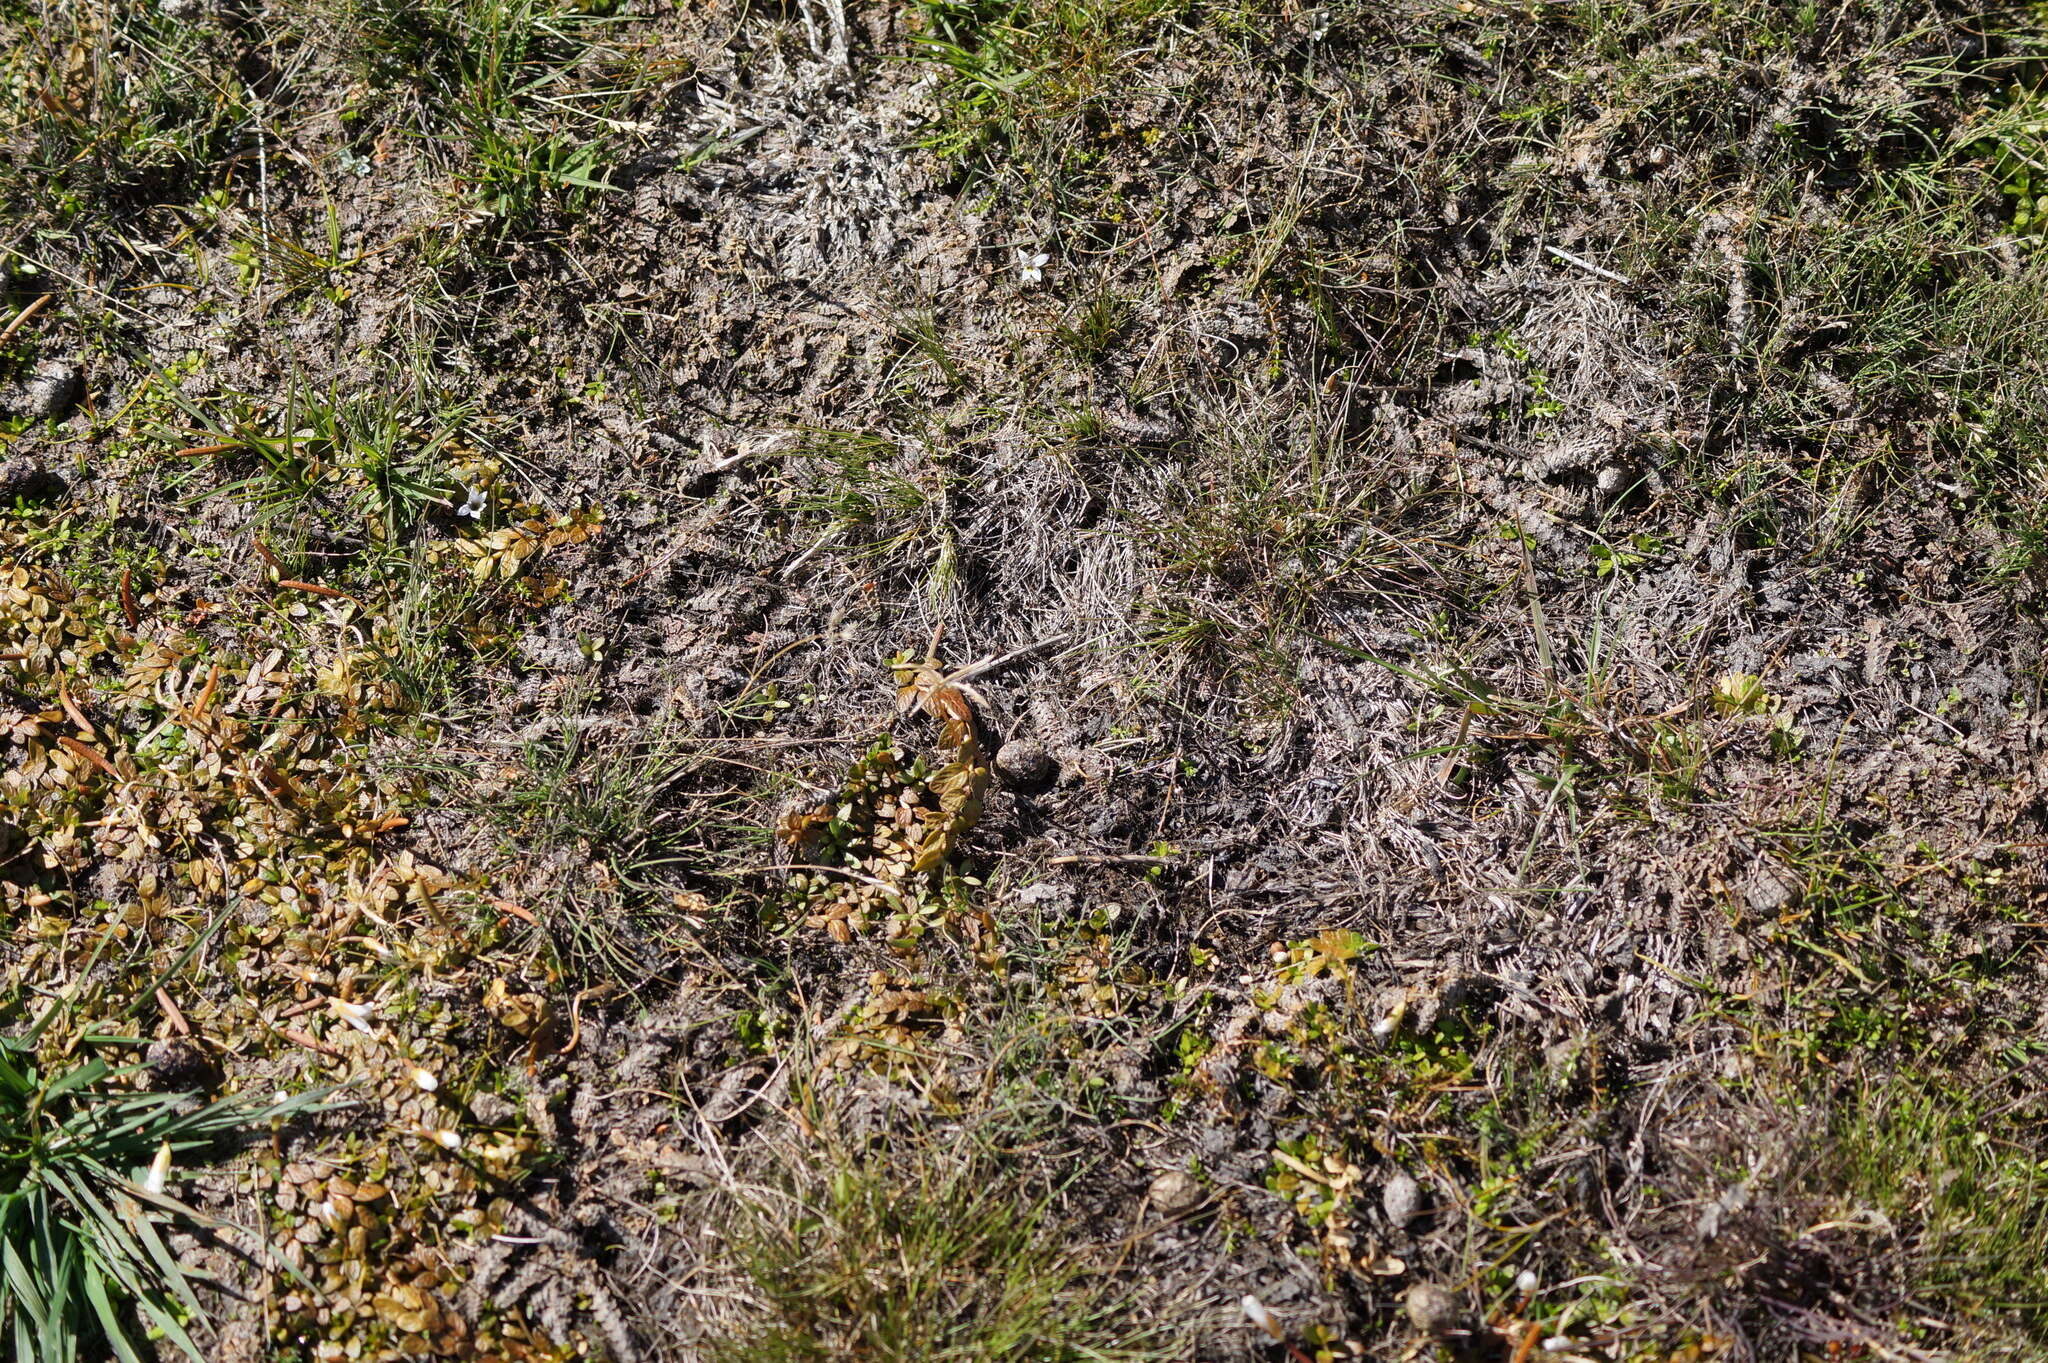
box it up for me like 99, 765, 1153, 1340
143, 1038, 217, 1092
0, 457, 64, 502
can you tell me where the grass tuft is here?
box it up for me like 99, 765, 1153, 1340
719, 1134, 1171, 1363
0, 1011, 321, 1363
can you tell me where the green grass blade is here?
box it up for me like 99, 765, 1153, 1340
79, 1261, 142, 1363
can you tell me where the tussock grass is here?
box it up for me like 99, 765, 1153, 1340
718, 1133, 1174, 1363
0, 1010, 321, 1362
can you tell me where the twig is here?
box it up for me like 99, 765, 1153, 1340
1436, 704, 1474, 787
558, 983, 622, 1055
1517, 534, 1555, 684
276, 579, 363, 608
153, 988, 191, 1037
777, 523, 840, 579
275, 1026, 341, 1059
1544, 244, 1631, 285
490, 896, 540, 926
248, 85, 270, 242
0, 292, 52, 349
55, 735, 120, 779
947, 633, 1072, 685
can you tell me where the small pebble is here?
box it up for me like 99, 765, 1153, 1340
18, 360, 81, 420
1403, 1282, 1463, 1337
994, 738, 1056, 788
1381, 1170, 1424, 1225
1147, 1169, 1203, 1216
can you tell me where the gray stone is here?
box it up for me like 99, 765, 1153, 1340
0, 457, 65, 503
1147, 1169, 1204, 1216
1403, 1281, 1463, 1337
1381, 1170, 1424, 1225
17, 360, 81, 420
994, 738, 1056, 787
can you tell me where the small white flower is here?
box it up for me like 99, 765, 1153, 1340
1015, 248, 1050, 285
411, 1067, 439, 1093
456, 485, 488, 519
428, 1127, 463, 1151
1515, 1268, 1539, 1294
329, 997, 376, 1035
144, 1141, 173, 1195
1544, 1339, 1575, 1353
1240, 1294, 1282, 1341
1371, 1014, 1398, 1038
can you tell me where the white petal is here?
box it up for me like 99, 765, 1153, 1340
144, 1141, 173, 1195
329, 998, 376, 1034
412, 1068, 440, 1093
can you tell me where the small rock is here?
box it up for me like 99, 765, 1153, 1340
1147, 1169, 1204, 1216
1381, 1170, 1424, 1225
18, 360, 81, 420
0, 457, 66, 504
994, 738, 1056, 788
144, 1037, 218, 1091
1403, 1281, 1463, 1337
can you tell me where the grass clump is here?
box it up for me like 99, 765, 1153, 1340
0, 1, 251, 230
1831, 1079, 2048, 1348
721, 1137, 1167, 1363
0, 1013, 317, 1362
300, 0, 644, 233
910, 0, 1194, 208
